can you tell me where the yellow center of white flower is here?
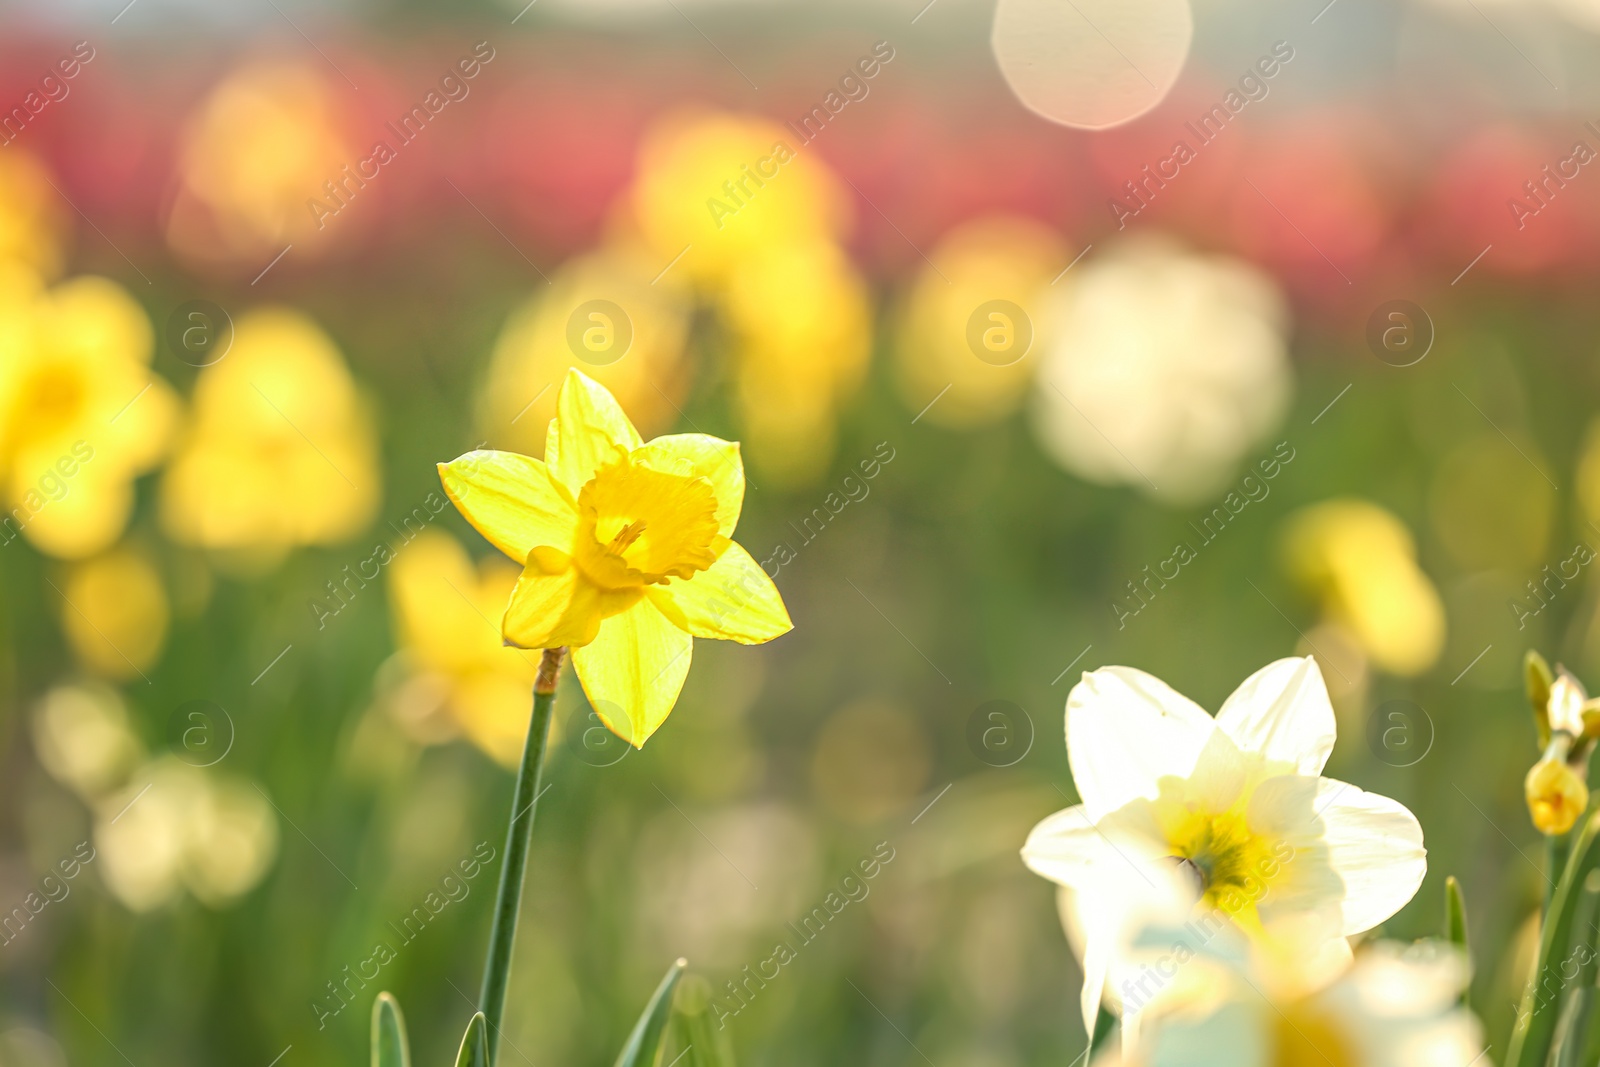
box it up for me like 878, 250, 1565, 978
573, 454, 722, 590
1165, 807, 1283, 916
1271, 1000, 1357, 1067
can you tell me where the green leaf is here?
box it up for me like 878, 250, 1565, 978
614, 958, 687, 1067
1445, 875, 1468, 949
1549, 988, 1600, 1067
669, 975, 736, 1067
455, 1012, 488, 1067
371, 993, 410, 1067
1444, 877, 1469, 1011
1507, 808, 1600, 1067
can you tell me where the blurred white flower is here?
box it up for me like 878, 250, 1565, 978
1031, 236, 1291, 503
1095, 939, 1483, 1067
94, 758, 278, 912
31, 683, 143, 801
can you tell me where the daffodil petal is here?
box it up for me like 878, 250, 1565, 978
571, 598, 692, 748
503, 564, 619, 650
552, 368, 643, 494
647, 543, 790, 644
1067, 666, 1216, 822
1313, 777, 1427, 935
1214, 656, 1336, 776
438, 450, 576, 564
633, 433, 745, 536
1020, 804, 1103, 888
544, 416, 561, 471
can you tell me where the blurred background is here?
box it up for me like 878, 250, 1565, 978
0, 0, 1598, 1062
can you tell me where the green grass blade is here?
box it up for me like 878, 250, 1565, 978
371, 993, 410, 1067
1445, 876, 1470, 1010
455, 1013, 489, 1067
614, 958, 688, 1067
672, 974, 736, 1067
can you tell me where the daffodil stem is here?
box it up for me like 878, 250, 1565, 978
1508, 808, 1600, 1067
1550, 832, 1572, 914
478, 646, 565, 1066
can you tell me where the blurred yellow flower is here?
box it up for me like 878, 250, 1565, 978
626, 110, 849, 289
479, 243, 692, 455
162, 307, 380, 555
0, 151, 66, 278
1281, 500, 1446, 676
719, 240, 871, 485
59, 544, 170, 680
387, 528, 541, 765
0, 275, 179, 559
96, 758, 279, 911
166, 60, 353, 264
439, 369, 791, 746
894, 215, 1065, 428
1032, 236, 1291, 502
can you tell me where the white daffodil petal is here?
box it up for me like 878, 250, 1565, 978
1186, 728, 1250, 813
1315, 777, 1426, 935
1067, 666, 1216, 821
1021, 805, 1104, 888
1214, 656, 1336, 776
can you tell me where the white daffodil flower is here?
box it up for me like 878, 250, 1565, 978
1022, 657, 1426, 1033
1089, 939, 1483, 1067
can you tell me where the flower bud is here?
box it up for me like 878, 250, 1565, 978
1527, 650, 1554, 746
1526, 757, 1590, 835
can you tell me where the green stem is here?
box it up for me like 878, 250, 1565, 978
1551, 832, 1573, 915
1508, 808, 1600, 1067
478, 647, 565, 1066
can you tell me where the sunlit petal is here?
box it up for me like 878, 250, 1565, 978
648, 543, 790, 644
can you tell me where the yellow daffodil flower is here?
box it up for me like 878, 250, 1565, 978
1526, 756, 1588, 835
162, 307, 380, 556
439, 369, 792, 746
0, 274, 179, 559
1022, 657, 1426, 1034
